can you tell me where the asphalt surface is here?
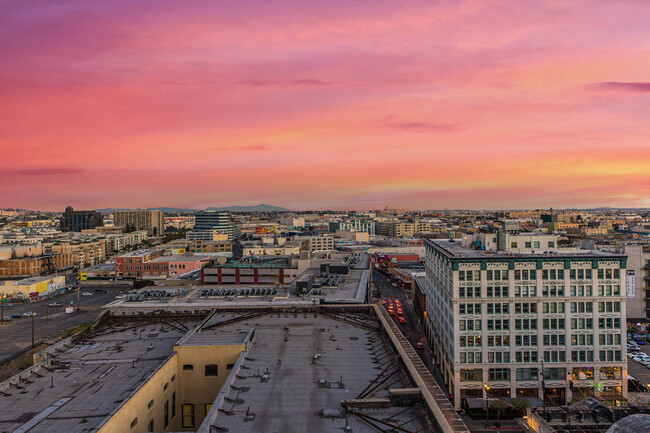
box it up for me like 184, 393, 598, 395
0, 285, 129, 364
372, 270, 450, 396
628, 343, 650, 391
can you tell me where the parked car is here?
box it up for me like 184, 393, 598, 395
115, 295, 125, 299
635, 339, 646, 345
10, 314, 21, 319
22, 312, 37, 317
1, 316, 12, 322
416, 342, 424, 350
82, 292, 93, 296
398, 316, 406, 324
49, 302, 62, 307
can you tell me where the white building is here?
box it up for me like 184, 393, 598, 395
423, 238, 627, 410
295, 235, 334, 252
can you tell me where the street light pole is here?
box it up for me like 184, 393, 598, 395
485, 384, 490, 428
31, 314, 35, 349
541, 357, 546, 418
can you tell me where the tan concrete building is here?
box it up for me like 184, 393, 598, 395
115, 210, 164, 236
0, 253, 74, 277
376, 219, 433, 238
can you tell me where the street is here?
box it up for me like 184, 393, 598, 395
628, 343, 650, 391
0, 285, 129, 364
373, 269, 450, 396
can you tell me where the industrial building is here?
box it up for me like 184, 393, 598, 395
0, 297, 469, 433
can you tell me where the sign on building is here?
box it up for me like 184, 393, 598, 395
627, 270, 635, 297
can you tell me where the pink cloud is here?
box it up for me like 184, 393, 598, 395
1, 0, 650, 210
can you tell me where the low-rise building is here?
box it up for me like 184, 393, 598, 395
0, 275, 66, 299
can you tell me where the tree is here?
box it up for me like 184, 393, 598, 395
133, 279, 154, 290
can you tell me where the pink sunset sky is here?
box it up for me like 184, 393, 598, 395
1, 0, 649, 211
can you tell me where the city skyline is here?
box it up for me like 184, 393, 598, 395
2, 0, 650, 210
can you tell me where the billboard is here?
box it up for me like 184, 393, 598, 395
627, 270, 635, 297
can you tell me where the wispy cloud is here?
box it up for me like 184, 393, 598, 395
15, 168, 85, 176
593, 82, 650, 93
379, 115, 460, 132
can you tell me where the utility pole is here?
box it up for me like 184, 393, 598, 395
484, 384, 490, 428
31, 314, 35, 349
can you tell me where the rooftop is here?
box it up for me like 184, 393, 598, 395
0, 317, 197, 433
427, 238, 626, 260
198, 312, 430, 433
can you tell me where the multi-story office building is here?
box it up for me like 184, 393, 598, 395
188, 211, 240, 241
59, 206, 103, 232
376, 219, 432, 238
423, 236, 628, 410
115, 210, 164, 236
295, 235, 334, 252
332, 218, 376, 235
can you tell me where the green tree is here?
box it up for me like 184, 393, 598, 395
133, 279, 155, 290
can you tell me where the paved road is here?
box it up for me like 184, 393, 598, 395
373, 270, 450, 396
628, 344, 650, 391
0, 285, 129, 364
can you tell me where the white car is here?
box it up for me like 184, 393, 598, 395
22, 312, 38, 317
115, 295, 125, 299
81, 292, 93, 296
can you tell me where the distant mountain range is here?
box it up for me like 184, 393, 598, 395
94, 204, 288, 213
94, 207, 199, 213
207, 204, 289, 212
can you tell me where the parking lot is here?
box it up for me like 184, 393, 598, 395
0, 285, 129, 364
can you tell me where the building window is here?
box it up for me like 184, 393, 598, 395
544, 368, 566, 380
183, 364, 194, 371
182, 404, 195, 428
544, 334, 566, 346
460, 369, 483, 381
148, 420, 154, 432
205, 364, 218, 376
516, 368, 538, 381
164, 401, 169, 429
515, 335, 537, 346
515, 351, 537, 363
171, 392, 176, 418
227, 364, 235, 370
488, 368, 510, 381
148, 399, 154, 410
205, 403, 213, 413
488, 352, 510, 363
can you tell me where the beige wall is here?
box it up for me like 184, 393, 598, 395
97, 343, 245, 433
98, 355, 178, 433
173, 344, 245, 430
